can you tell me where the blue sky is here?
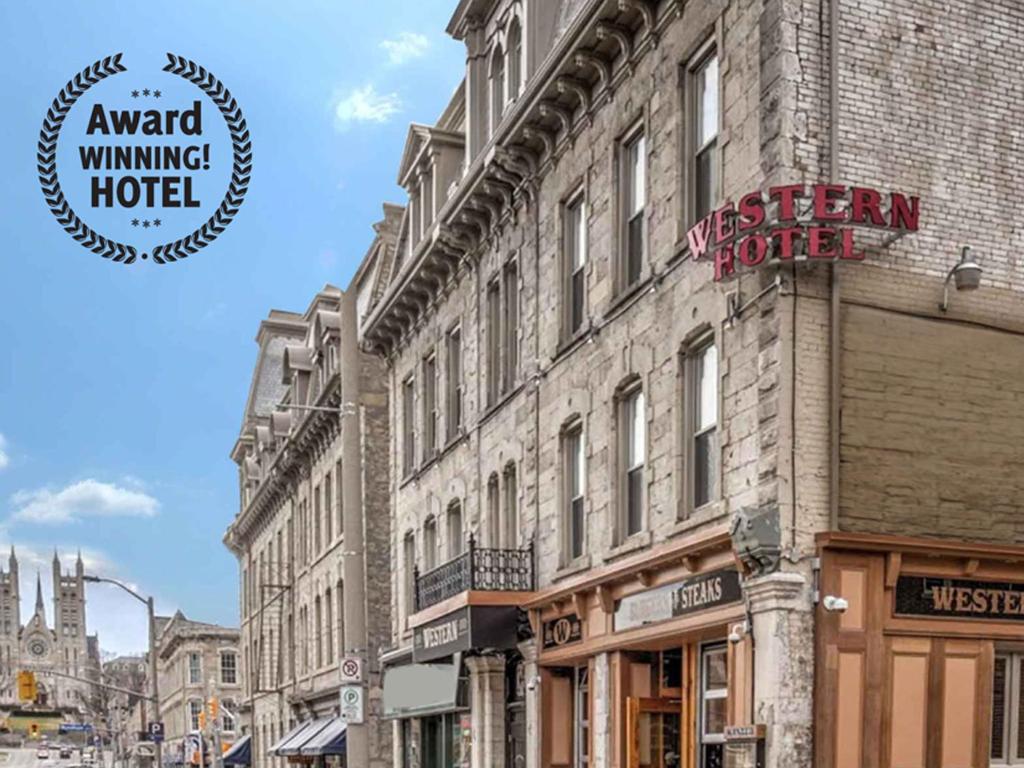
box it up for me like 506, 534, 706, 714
0, 1, 464, 654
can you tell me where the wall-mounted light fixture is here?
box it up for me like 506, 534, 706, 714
940, 245, 982, 312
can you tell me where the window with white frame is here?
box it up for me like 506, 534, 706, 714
447, 501, 463, 559
402, 374, 416, 476
188, 652, 202, 685
220, 651, 237, 685
563, 420, 585, 561
692, 49, 720, 222
573, 666, 589, 768
422, 352, 438, 461
620, 384, 646, 538
699, 644, 727, 768
688, 338, 719, 510
621, 128, 646, 289
992, 652, 1024, 765
423, 517, 438, 572
490, 45, 506, 135
446, 326, 463, 439
564, 191, 587, 336
189, 700, 203, 731
221, 699, 236, 732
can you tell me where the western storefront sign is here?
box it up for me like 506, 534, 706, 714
685, 184, 920, 282
614, 569, 742, 631
542, 614, 583, 650
894, 575, 1024, 621
412, 605, 523, 662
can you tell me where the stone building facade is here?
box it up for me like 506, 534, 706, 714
0, 550, 100, 713
155, 612, 241, 759
224, 270, 395, 768
355, 0, 1024, 767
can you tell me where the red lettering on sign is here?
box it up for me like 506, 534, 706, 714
687, 215, 713, 260
713, 202, 735, 244
889, 192, 920, 231
840, 228, 865, 260
737, 235, 767, 267
714, 244, 735, 282
850, 187, 886, 227
769, 184, 804, 222
807, 227, 838, 259
737, 191, 765, 231
773, 227, 802, 260
813, 184, 846, 222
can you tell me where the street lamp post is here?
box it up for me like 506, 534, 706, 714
83, 576, 162, 768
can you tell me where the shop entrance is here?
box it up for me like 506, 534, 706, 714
626, 697, 683, 768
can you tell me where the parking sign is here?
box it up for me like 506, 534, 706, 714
339, 686, 364, 725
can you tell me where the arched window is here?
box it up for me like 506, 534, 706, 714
507, 19, 523, 100
503, 462, 518, 548
447, 500, 464, 558
487, 473, 501, 548
423, 517, 438, 571
490, 45, 506, 135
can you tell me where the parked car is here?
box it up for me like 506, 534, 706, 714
59, 747, 72, 759
36, 748, 49, 760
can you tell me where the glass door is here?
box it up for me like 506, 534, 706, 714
626, 698, 683, 768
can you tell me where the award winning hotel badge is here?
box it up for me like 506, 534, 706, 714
38, 53, 251, 264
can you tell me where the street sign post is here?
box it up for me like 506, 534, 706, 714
339, 657, 362, 684
148, 722, 165, 743
339, 686, 364, 725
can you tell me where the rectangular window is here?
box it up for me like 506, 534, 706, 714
991, 652, 1024, 764
325, 589, 334, 664
189, 700, 203, 732
487, 475, 500, 548
424, 518, 438, 572
688, 342, 720, 512
423, 353, 438, 461
402, 375, 416, 476
315, 597, 323, 668
188, 653, 202, 685
693, 51, 720, 222
573, 666, 589, 768
622, 386, 646, 537
220, 651, 237, 685
221, 701, 236, 733
486, 280, 501, 407
446, 327, 463, 439
313, 484, 321, 554
622, 129, 646, 288
337, 581, 345, 657
564, 191, 587, 337
324, 472, 332, 543
503, 464, 518, 549
447, 503, 463, 558
503, 260, 519, 393
699, 644, 727, 768
403, 533, 416, 617
335, 460, 343, 536
564, 423, 585, 561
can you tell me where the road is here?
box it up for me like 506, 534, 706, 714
0, 749, 112, 768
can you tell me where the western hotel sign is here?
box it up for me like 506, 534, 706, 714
895, 576, 1024, 621
686, 184, 921, 282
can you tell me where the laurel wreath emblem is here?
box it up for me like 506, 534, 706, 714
37, 52, 252, 265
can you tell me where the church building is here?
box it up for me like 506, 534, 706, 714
0, 549, 101, 713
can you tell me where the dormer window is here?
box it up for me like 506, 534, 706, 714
489, 45, 505, 136
507, 19, 522, 100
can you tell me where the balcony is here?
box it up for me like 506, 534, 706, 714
414, 535, 535, 613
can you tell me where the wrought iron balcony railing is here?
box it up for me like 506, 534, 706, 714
414, 534, 535, 612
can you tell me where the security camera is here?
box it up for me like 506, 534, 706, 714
525, 676, 541, 692
823, 595, 849, 613
728, 620, 749, 644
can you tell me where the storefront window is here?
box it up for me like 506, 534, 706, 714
574, 666, 589, 768
699, 644, 727, 768
421, 713, 470, 768
992, 652, 1024, 765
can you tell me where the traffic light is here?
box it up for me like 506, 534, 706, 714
29, 723, 39, 739
17, 671, 37, 702
198, 710, 206, 730
207, 697, 219, 723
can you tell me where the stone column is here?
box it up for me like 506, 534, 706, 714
591, 653, 612, 768
518, 640, 540, 768
745, 569, 814, 768
465, 654, 506, 768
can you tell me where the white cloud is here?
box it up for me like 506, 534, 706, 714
0, 434, 9, 471
380, 32, 430, 65
10, 479, 159, 524
333, 85, 402, 129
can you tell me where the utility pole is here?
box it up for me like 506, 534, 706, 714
340, 289, 368, 765
147, 596, 163, 768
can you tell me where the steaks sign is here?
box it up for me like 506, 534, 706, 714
685, 184, 920, 282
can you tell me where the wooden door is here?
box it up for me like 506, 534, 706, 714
626, 698, 684, 768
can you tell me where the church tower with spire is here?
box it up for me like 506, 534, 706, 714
0, 549, 20, 696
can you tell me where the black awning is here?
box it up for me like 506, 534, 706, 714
383, 655, 468, 719
223, 735, 251, 766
